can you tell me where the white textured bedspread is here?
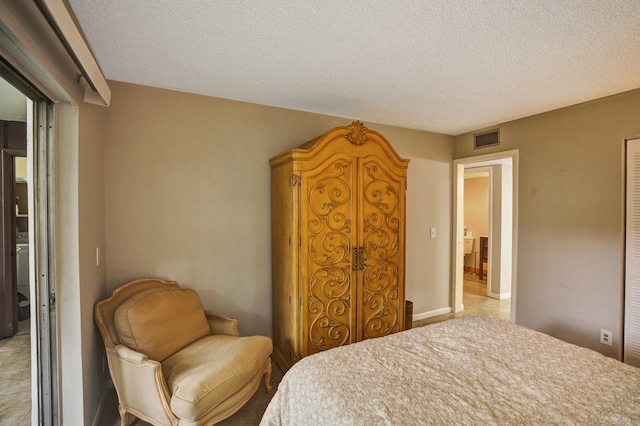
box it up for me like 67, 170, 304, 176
260, 317, 640, 425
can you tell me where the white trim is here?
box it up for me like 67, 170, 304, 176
488, 292, 511, 300
452, 162, 465, 312
624, 138, 640, 367
36, 0, 110, 106
413, 307, 452, 322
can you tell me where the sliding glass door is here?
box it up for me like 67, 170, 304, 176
0, 57, 58, 425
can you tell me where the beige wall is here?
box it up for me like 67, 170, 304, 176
454, 88, 640, 358
78, 102, 108, 423
103, 81, 454, 336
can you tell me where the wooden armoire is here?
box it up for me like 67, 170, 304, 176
270, 121, 410, 371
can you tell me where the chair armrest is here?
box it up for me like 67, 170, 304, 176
205, 311, 240, 336
108, 345, 176, 425
115, 344, 148, 363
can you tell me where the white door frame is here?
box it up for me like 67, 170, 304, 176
624, 137, 640, 367
452, 150, 519, 321
30, 99, 58, 424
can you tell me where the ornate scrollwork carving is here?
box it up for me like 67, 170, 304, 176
360, 161, 401, 338
309, 267, 351, 350
346, 120, 369, 146
307, 160, 354, 352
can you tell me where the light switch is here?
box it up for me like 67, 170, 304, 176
430, 228, 436, 239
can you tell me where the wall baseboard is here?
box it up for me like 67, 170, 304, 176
488, 292, 511, 300
413, 307, 452, 321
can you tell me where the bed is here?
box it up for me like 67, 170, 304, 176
260, 316, 640, 425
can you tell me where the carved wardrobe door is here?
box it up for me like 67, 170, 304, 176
358, 155, 406, 340
299, 154, 357, 356
270, 121, 409, 372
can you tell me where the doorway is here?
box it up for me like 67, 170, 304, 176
452, 150, 518, 322
0, 72, 31, 423
0, 58, 59, 424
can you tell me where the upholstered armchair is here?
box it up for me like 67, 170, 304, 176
94, 278, 273, 426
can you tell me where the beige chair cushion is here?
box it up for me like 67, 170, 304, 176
114, 287, 211, 361
162, 334, 273, 421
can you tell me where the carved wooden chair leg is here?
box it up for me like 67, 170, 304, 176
118, 403, 132, 426
264, 361, 273, 393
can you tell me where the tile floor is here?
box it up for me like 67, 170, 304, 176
2, 272, 508, 426
0, 320, 31, 425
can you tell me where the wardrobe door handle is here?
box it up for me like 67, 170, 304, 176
353, 247, 358, 271
359, 246, 365, 271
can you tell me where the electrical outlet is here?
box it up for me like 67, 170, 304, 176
600, 329, 612, 346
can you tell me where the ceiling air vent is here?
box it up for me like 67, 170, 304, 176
474, 129, 500, 149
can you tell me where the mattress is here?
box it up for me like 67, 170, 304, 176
260, 316, 640, 425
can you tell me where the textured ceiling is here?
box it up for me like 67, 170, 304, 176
67, 0, 640, 135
